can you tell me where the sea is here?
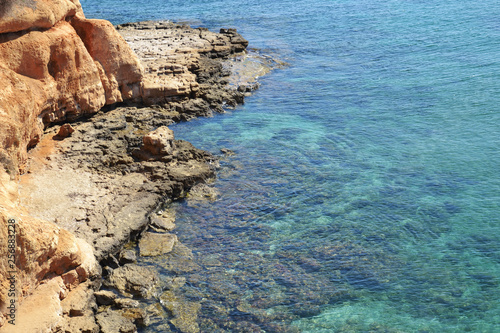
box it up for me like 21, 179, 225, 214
80, 0, 500, 332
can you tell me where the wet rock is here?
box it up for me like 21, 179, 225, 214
119, 250, 137, 265
150, 214, 176, 232
96, 309, 136, 333
237, 83, 260, 93
94, 290, 118, 306
121, 307, 150, 327
219, 28, 249, 52
139, 232, 178, 257
55, 281, 100, 333
165, 276, 187, 290
174, 98, 213, 120
145, 303, 169, 327
160, 243, 201, 274
115, 298, 141, 309
220, 148, 235, 156
106, 264, 158, 298
160, 290, 201, 333
186, 183, 220, 202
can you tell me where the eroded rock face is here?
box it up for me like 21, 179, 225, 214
0, 4, 144, 173
72, 14, 144, 104
0, 20, 106, 122
0, 0, 83, 34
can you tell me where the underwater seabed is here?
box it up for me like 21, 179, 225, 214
133, 104, 500, 332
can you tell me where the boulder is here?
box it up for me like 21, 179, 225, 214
142, 126, 176, 156
149, 212, 176, 232
57, 124, 76, 138
139, 232, 178, 257
106, 264, 158, 298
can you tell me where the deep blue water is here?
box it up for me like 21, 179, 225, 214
81, 0, 500, 331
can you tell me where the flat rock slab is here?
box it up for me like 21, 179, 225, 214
139, 232, 178, 257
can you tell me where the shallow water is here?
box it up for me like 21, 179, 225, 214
81, 0, 500, 331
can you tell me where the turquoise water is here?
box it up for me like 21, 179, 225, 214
81, 0, 500, 331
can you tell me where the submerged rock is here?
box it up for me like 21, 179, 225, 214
165, 276, 187, 291
121, 307, 150, 327
158, 243, 201, 274
115, 298, 141, 309
139, 232, 178, 257
160, 290, 201, 333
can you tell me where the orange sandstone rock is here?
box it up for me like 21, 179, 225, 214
0, 3, 144, 171
0, 0, 144, 329
72, 14, 144, 104
0, 20, 107, 123
0, 0, 83, 34
143, 126, 176, 156
0, 168, 100, 330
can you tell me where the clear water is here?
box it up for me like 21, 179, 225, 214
81, 0, 500, 331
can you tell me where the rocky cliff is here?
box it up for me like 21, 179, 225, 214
0, 0, 143, 172
0, 0, 144, 330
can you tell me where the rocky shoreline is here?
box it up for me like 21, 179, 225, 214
14, 21, 274, 332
